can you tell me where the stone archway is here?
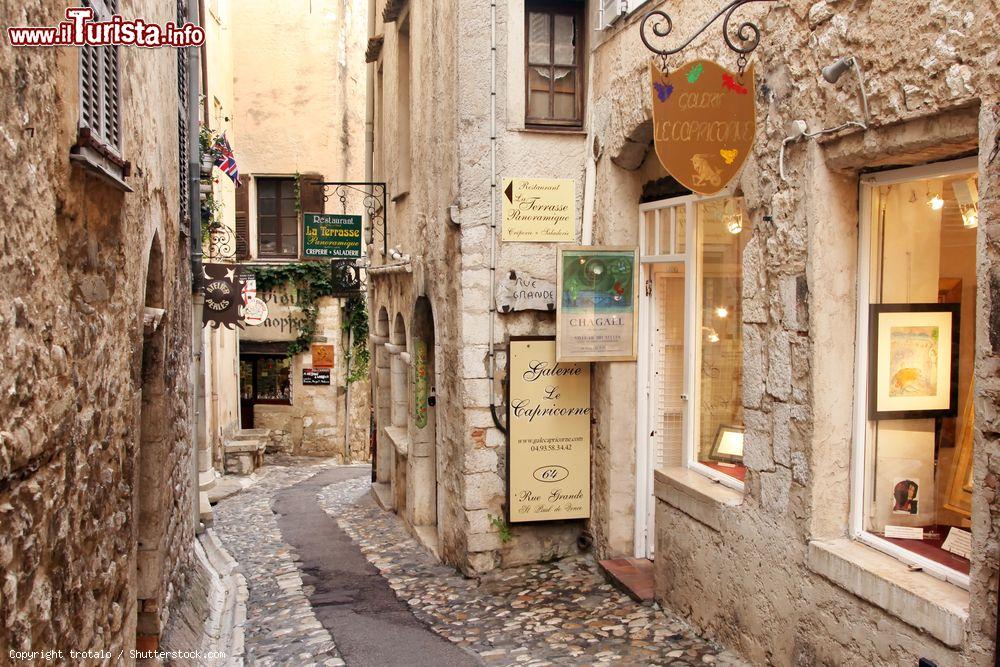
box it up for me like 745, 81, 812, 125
134, 233, 169, 650
409, 297, 438, 537
389, 312, 408, 515
373, 306, 391, 484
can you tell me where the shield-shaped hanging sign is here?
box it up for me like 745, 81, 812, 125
650, 59, 755, 195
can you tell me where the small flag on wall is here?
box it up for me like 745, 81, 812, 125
212, 133, 241, 186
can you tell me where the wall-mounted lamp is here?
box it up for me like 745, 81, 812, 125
779, 57, 872, 183
953, 177, 979, 229
722, 198, 745, 235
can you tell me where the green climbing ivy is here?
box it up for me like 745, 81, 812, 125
250, 262, 370, 385
342, 295, 370, 385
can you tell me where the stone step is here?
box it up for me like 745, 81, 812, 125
223, 438, 265, 454
229, 428, 269, 441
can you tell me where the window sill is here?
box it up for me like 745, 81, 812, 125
653, 466, 743, 532
70, 151, 133, 193
514, 126, 587, 136
807, 538, 968, 648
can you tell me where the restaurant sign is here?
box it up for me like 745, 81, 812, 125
556, 246, 638, 362
507, 338, 591, 523
303, 213, 363, 258
650, 59, 755, 195
501, 178, 575, 242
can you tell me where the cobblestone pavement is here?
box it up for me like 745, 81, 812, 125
212, 458, 346, 666
318, 476, 746, 667
214, 459, 745, 666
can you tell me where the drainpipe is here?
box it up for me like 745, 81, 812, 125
365, 0, 377, 473
487, 0, 505, 433
581, 15, 598, 246
187, 0, 207, 531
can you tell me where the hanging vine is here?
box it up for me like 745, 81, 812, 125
250, 261, 369, 383
342, 295, 370, 385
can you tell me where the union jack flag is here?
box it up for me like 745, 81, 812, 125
212, 133, 240, 186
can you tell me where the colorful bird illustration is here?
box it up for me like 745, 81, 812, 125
686, 63, 704, 83
653, 81, 673, 102
613, 281, 625, 301
722, 73, 748, 94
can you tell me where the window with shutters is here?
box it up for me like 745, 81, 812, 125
73, 0, 128, 185
256, 178, 299, 259
525, 2, 584, 129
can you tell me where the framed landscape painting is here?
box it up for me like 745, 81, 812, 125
868, 303, 960, 420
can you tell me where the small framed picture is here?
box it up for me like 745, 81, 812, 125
868, 303, 960, 420
709, 425, 745, 464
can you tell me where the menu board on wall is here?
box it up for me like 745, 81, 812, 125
507, 337, 591, 524
556, 246, 639, 362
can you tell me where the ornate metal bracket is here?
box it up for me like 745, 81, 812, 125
203, 221, 247, 262
312, 181, 388, 258
640, 0, 776, 65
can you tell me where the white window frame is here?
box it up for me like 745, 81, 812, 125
851, 156, 978, 591
634, 189, 743, 557
600, 0, 644, 29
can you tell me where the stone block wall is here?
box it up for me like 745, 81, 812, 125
587, 0, 999, 664
0, 0, 195, 654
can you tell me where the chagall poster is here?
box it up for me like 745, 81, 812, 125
507, 338, 591, 523
556, 246, 639, 362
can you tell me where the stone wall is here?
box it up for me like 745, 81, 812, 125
369, 0, 591, 575
0, 0, 195, 654
587, 0, 999, 664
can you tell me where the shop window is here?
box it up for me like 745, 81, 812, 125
856, 159, 979, 586
256, 177, 299, 258
638, 195, 749, 489
694, 198, 750, 483
525, 2, 584, 129
240, 355, 292, 404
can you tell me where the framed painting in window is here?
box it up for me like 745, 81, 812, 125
868, 303, 960, 420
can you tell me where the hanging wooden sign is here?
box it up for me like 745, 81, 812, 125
650, 59, 755, 195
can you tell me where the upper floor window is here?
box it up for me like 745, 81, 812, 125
73, 0, 128, 185
525, 2, 584, 129
257, 177, 298, 258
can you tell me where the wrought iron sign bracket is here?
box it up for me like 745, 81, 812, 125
312, 181, 388, 259
640, 0, 777, 71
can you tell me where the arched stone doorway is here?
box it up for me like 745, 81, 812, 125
134, 233, 169, 650
388, 313, 408, 514
410, 297, 439, 544
374, 306, 391, 485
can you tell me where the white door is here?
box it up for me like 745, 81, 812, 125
642, 263, 687, 558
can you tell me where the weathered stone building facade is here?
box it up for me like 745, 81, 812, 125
200, 0, 370, 470
369, 0, 1000, 664
1, 0, 200, 654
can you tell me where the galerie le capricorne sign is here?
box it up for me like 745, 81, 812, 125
650, 59, 755, 195
507, 338, 591, 524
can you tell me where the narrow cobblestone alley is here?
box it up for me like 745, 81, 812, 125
211, 460, 744, 666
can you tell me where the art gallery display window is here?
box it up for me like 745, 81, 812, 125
853, 157, 979, 588
635, 192, 750, 556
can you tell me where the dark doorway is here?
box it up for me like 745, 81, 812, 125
240, 354, 292, 428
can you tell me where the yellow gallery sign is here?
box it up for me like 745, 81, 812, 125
501, 177, 575, 242
507, 338, 591, 523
